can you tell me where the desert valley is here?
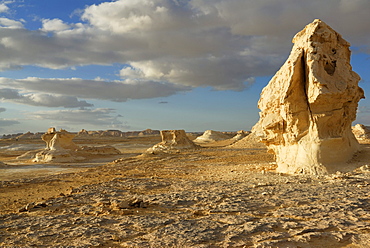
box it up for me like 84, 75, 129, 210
1, 19, 370, 248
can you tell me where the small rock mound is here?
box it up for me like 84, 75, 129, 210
146, 130, 199, 154
194, 130, 233, 143
30, 128, 121, 163
352, 124, 370, 141
229, 132, 266, 149
231, 130, 250, 141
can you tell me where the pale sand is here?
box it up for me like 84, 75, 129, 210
1, 136, 370, 247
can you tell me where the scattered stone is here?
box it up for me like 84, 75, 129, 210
254, 19, 364, 175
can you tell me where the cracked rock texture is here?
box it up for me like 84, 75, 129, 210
254, 19, 364, 175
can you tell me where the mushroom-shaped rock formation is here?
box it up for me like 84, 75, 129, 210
194, 130, 233, 143
147, 130, 199, 154
42, 129, 79, 151
34, 129, 82, 163
21, 128, 121, 163
254, 19, 364, 175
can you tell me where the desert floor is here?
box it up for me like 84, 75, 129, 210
1, 136, 370, 247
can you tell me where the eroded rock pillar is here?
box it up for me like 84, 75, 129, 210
254, 19, 364, 174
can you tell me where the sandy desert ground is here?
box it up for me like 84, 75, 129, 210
1, 135, 370, 247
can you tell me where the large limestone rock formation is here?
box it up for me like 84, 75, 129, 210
42, 128, 79, 151
34, 129, 83, 163
147, 130, 199, 154
254, 19, 364, 174
194, 130, 233, 143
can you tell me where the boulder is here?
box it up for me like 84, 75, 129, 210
254, 19, 364, 175
194, 130, 234, 143
147, 130, 199, 154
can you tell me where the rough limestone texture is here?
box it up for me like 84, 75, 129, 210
34, 129, 83, 163
42, 129, 79, 151
33, 128, 121, 163
231, 130, 250, 141
147, 130, 199, 154
194, 130, 233, 143
254, 19, 364, 175
352, 124, 370, 141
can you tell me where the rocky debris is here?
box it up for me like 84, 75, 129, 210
194, 130, 234, 143
352, 124, 370, 141
254, 19, 364, 175
146, 130, 199, 154
1, 166, 370, 247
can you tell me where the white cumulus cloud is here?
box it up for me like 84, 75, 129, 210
0, 0, 369, 94
0, 3, 9, 13
41, 18, 70, 32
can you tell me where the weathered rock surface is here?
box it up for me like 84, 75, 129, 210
77, 128, 160, 137
34, 129, 82, 163
1, 149, 370, 247
229, 132, 266, 149
254, 19, 364, 175
231, 130, 250, 141
146, 130, 199, 154
194, 130, 234, 143
352, 124, 370, 141
32, 128, 121, 162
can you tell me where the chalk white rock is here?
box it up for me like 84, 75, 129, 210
254, 19, 364, 175
194, 130, 233, 143
147, 130, 199, 154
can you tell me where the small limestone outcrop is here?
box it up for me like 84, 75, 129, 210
229, 132, 266, 149
34, 128, 83, 163
33, 128, 121, 163
79, 145, 121, 155
42, 128, 79, 151
231, 130, 250, 141
146, 130, 199, 154
194, 130, 234, 143
254, 19, 364, 175
352, 124, 370, 141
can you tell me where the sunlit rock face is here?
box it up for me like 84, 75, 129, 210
254, 19, 364, 175
194, 130, 233, 143
34, 129, 82, 163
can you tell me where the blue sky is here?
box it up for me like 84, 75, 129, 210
0, 0, 370, 134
